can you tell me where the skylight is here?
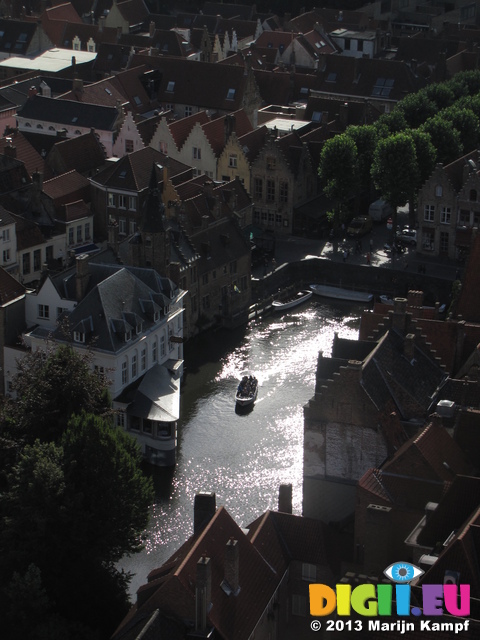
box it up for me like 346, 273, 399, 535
312, 111, 322, 122
134, 96, 142, 105
72, 116, 78, 123
166, 81, 175, 92
300, 87, 309, 95
119, 170, 127, 179
226, 88, 235, 100
326, 72, 337, 82
372, 78, 394, 97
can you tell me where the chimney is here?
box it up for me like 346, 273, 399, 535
117, 26, 122, 41
194, 492, 216, 535
149, 20, 155, 38
278, 483, 292, 513
195, 555, 212, 634
224, 113, 236, 144
4, 138, 16, 158
391, 297, 408, 333
224, 538, 240, 593
99, 15, 105, 33
28, 86, 38, 99
339, 102, 348, 128
75, 254, 90, 302
72, 75, 83, 95
404, 333, 415, 361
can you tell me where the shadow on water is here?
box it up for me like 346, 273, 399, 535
142, 463, 176, 499
234, 402, 255, 416
182, 324, 248, 377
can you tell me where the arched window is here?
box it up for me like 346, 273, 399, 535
49, 126, 55, 131
25, 122, 31, 127
36, 124, 43, 129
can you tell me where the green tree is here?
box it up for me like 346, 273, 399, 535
318, 134, 358, 227
397, 90, 437, 128
424, 83, 456, 110
345, 124, 379, 197
0, 417, 153, 638
371, 133, 419, 235
420, 116, 463, 165
374, 109, 407, 137
406, 130, 437, 227
440, 105, 480, 153
2, 343, 111, 446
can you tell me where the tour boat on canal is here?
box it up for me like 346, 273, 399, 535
235, 375, 258, 408
272, 289, 312, 312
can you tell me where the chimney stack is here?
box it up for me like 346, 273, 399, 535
195, 555, 212, 634
194, 492, 216, 535
75, 254, 90, 302
278, 483, 292, 513
224, 538, 240, 593
404, 333, 415, 361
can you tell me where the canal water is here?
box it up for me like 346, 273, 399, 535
121, 298, 363, 597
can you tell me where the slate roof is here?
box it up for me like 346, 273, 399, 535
92, 146, 167, 191
0, 266, 26, 305
17, 95, 120, 132
47, 262, 177, 352
0, 19, 38, 56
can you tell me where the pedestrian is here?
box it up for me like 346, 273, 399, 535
369, 237, 374, 252
271, 258, 277, 272
366, 252, 371, 265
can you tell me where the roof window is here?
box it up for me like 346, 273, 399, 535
326, 72, 337, 82
226, 88, 235, 100
166, 81, 175, 92
372, 78, 394, 97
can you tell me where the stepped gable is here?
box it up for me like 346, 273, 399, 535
202, 110, 253, 156
168, 111, 210, 151
236, 125, 268, 164
275, 130, 308, 177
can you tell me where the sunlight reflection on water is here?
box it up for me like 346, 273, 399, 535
121, 300, 362, 596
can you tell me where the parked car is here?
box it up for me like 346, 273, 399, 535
396, 228, 417, 245
347, 215, 373, 237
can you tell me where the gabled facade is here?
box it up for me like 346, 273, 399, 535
112, 110, 145, 157
6, 255, 185, 465
104, 0, 150, 35
251, 128, 317, 236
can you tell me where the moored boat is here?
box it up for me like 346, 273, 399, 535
272, 289, 312, 311
310, 283, 373, 303
235, 375, 258, 407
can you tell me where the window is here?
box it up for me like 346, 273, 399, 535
470, 189, 477, 201
85, 222, 91, 239
302, 563, 317, 581
357, 39, 363, 52
119, 195, 126, 209
459, 209, 470, 225
129, 196, 137, 211
73, 330, 85, 343
38, 304, 49, 319
202, 294, 210, 309
292, 594, 307, 616
68, 227, 74, 245
3, 248, 10, 262
280, 181, 288, 203
33, 249, 41, 271
254, 177, 263, 200
424, 204, 435, 222
160, 333, 166, 357
77, 225, 82, 243
441, 206, 451, 224
185, 106, 193, 117
229, 260, 237, 274
440, 231, 449, 253
141, 347, 146, 371
202, 273, 209, 285
119, 218, 127, 235
152, 338, 158, 362
266, 179, 275, 202
125, 139, 134, 153
229, 154, 237, 168
276, 213, 282, 226
22, 253, 30, 275
159, 141, 168, 154
108, 193, 115, 207
344, 39, 351, 50
122, 360, 128, 385
116, 411, 125, 428
131, 353, 137, 379
266, 156, 276, 170
435, 185, 443, 197
2, 228, 10, 241
372, 77, 394, 97
422, 228, 435, 251
193, 147, 201, 160
130, 220, 136, 235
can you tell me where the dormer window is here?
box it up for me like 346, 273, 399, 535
73, 330, 85, 343
125, 330, 132, 342
136, 321, 142, 335
154, 310, 160, 321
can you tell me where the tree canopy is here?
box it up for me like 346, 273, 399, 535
0, 345, 154, 639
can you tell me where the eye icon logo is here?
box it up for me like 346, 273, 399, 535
384, 562, 424, 583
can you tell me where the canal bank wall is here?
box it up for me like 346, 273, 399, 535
252, 257, 456, 309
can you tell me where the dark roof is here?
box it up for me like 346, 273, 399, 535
0, 19, 38, 56
17, 94, 120, 131
92, 147, 170, 191
0, 265, 26, 305
45, 131, 106, 175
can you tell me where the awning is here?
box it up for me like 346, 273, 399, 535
127, 364, 180, 422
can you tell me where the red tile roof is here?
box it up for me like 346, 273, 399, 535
42, 169, 90, 202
